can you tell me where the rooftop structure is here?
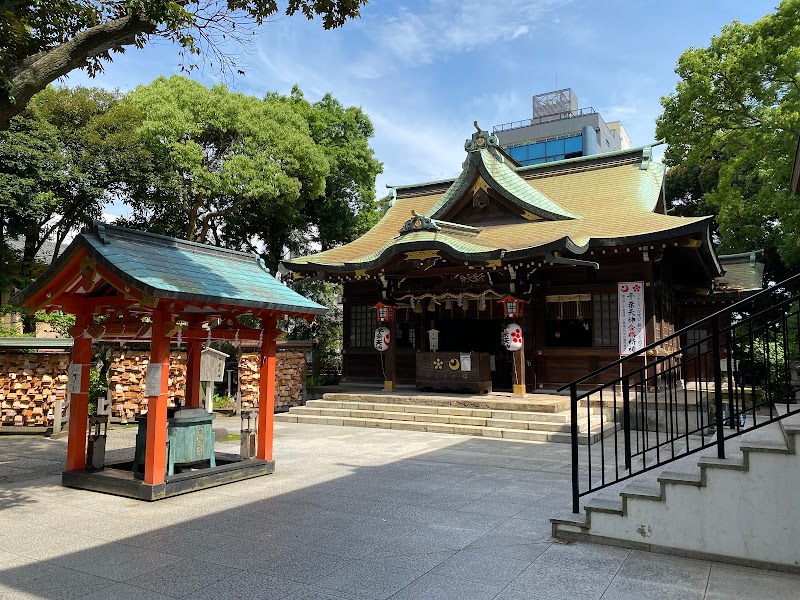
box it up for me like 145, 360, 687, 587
493, 88, 630, 167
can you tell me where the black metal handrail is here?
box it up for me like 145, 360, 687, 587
563, 273, 800, 513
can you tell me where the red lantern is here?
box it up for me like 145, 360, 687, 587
372, 301, 397, 323
497, 295, 527, 319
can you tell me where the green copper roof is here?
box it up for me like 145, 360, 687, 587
426, 149, 575, 221
13, 222, 327, 315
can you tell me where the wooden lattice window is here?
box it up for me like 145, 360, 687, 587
349, 305, 376, 348
593, 293, 619, 348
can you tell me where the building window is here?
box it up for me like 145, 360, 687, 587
396, 322, 417, 349
592, 293, 618, 347
545, 294, 592, 347
349, 305, 375, 348
545, 293, 619, 348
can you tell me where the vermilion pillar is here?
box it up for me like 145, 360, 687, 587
257, 313, 277, 461
144, 311, 170, 485
184, 338, 202, 408
66, 313, 92, 471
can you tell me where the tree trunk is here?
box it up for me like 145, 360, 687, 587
1, 13, 157, 129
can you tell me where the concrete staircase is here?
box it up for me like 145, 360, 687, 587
551, 409, 800, 570
275, 392, 618, 444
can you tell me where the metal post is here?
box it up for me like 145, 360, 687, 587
623, 376, 632, 471
711, 316, 725, 459
570, 383, 579, 514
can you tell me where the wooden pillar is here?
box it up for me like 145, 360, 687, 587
257, 313, 277, 461
513, 328, 526, 397
144, 311, 170, 486
184, 338, 202, 408
66, 313, 92, 472
384, 321, 396, 391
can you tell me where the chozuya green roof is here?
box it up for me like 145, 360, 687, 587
284, 126, 720, 276
13, 221, 327, 316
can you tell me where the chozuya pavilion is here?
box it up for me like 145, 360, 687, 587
284, 125, 757, 394
12, 222, 326, 500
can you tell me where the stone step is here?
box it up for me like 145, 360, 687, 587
306, 398, 575, 423
284, 405, 601, 433
275, 413, 618, 444
321, 392, 570, 413
739, 421, 789, 455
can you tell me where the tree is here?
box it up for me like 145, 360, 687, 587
114, 75, 330, 252
0, 85, 123, 277
0, 1, 367, 129
656, 0, 800, 279
232, 86, 383, 260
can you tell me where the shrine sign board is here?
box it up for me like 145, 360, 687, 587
200, 347, 227, 382
618, 281, 646, 356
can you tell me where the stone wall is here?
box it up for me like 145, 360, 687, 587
0, 352, 69, 427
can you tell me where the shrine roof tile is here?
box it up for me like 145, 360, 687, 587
285, 146, 715, 274
13, 223, 326, 316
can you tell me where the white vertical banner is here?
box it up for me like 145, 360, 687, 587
618, 282, 646, 356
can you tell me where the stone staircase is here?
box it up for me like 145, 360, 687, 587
551, 408, 800, 570
275, 392, 617, 444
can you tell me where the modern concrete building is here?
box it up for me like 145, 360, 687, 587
494, 88, 630, 166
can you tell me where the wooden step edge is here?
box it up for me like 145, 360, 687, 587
657, 469, 702, 487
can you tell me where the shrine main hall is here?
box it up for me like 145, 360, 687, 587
285, 126, 759, 394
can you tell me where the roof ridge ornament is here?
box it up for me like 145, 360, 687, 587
464, 121, 500, 154
399, 210, 440, 236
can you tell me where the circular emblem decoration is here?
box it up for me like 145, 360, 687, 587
413, 219, 421, 229
433, 358, 443, 370
374, 326, 391, 352
501, 323, 523, 351
448, 358, 460, 370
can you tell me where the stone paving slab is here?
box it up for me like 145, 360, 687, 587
0, 419, 798, 599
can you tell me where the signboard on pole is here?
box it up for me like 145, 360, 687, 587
200, 348, 227, 382
618, 282, 646, 356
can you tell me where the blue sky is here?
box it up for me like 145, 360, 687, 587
69, 0, 778, 215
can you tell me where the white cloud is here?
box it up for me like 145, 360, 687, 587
353, 0, 574, 78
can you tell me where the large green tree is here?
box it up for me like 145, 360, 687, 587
115, 75, 330, 252
0, 85, 123, 277
656, 0, 800, 279
0, 0, 367, 129
231, 86, 383, 260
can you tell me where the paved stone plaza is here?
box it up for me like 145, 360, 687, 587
1, 421, 799, 600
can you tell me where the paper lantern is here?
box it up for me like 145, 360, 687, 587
501, 322, 523, 351
374, 326, 391, 351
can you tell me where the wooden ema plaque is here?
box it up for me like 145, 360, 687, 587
415, 352, 492, 394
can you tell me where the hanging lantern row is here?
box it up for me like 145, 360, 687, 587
372, 301, 397, 323
497, 295, 527, 318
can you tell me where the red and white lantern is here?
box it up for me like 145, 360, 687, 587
501, 322, 523, 351
374, 326, 391, 352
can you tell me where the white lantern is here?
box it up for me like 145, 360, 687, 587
428, 328, 440, 352
374, 326, 391, 352
501, 322, 523, 351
